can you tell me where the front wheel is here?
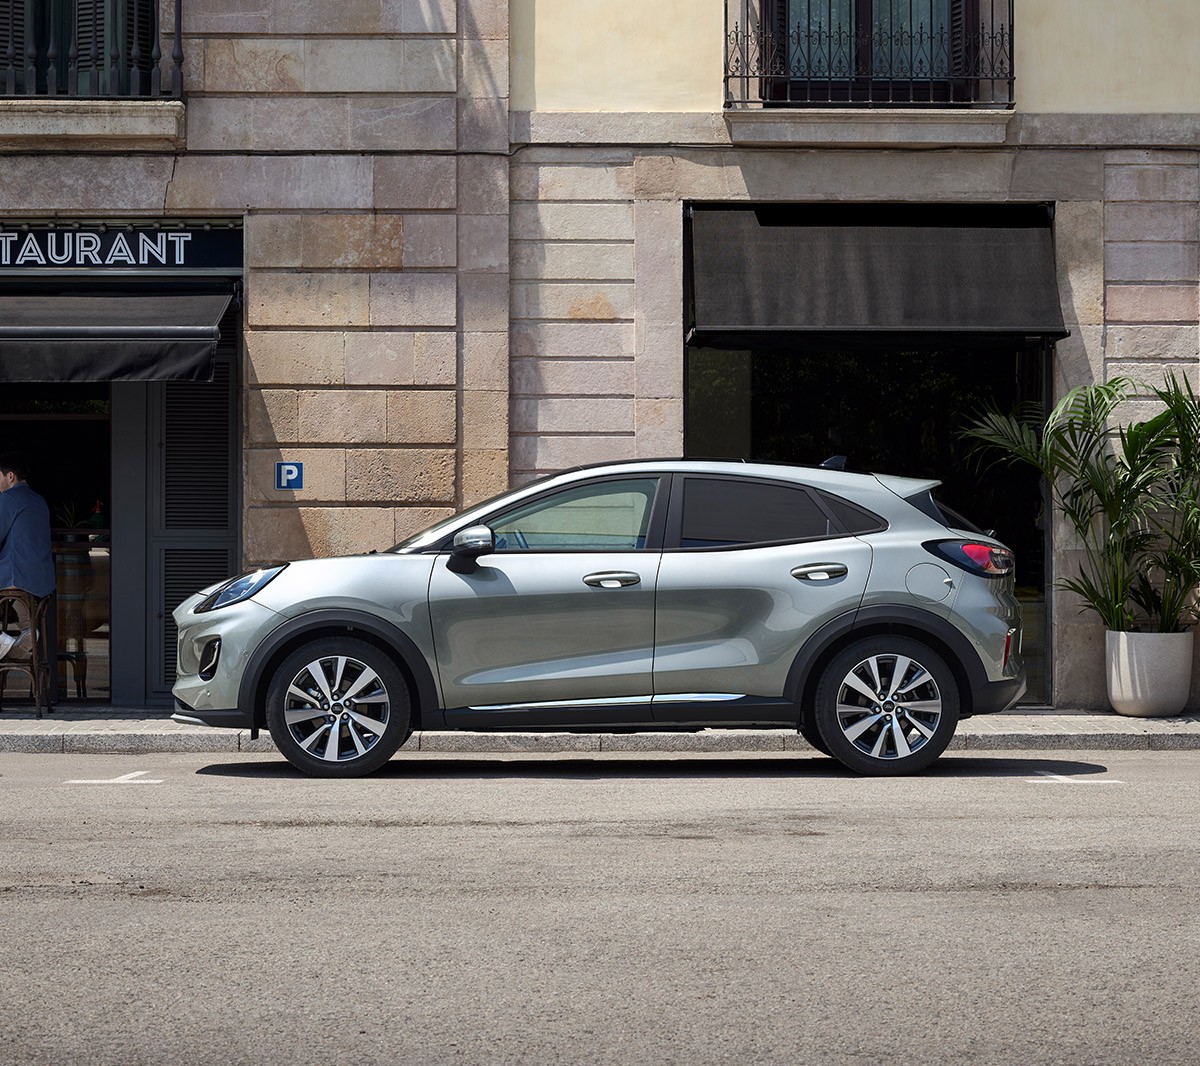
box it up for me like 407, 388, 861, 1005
265, 637, 412, 777
813, 637, 959, 775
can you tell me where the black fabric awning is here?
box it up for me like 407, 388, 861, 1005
0, 290, 235, 382
689, 204, 1069, 342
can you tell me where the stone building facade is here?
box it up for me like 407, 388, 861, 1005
2, 0, 1199, 708
505, 0, 1200, 708
0, 0, 512, 703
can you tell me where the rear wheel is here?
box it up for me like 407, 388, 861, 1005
814, 637, 959, 775
265, 637, 412, 777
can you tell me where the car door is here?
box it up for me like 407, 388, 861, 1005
428, 475, 665, 724
652, 474, 873, 722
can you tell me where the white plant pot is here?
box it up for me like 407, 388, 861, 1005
1105, 630, 1194, 717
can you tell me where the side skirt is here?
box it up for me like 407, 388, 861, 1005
442, 697, 800, 732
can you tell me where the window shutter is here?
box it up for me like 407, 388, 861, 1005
74, 0, 102, 90
163, 360, 233, 529
2, 0, 27, 92
125, 0, 154, 93
760, 0, 790, 101
949, 0, 979, 88
149, 306, 240, 696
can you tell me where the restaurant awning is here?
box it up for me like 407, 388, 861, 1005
688, 204, 1069, 343
0, 289, 235, 382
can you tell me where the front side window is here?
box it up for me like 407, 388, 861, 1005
489, 479, 659, 552
680, 478, 833, 548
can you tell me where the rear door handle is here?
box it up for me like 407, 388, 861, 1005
583, 571, 641, 589
791, 563, 849, 582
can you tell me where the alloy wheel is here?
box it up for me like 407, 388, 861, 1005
282, 655, 391, 764
834, 653, 943, 761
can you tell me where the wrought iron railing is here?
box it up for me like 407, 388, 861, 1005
2, 0, 184, 97
725, 0, 1014, 107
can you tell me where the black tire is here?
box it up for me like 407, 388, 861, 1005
813, 636, 959, 776
265, 637, 412, 777
797, 710, 832, 756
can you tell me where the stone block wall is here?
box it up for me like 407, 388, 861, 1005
0, 0, 511, 569
508, 138, 1200, 707
217, 0, 511, 565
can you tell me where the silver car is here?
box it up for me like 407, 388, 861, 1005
172, 460, 1025, 776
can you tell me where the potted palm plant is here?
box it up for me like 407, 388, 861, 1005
964, 374, 1200, 717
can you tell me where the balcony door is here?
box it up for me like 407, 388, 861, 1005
767, 0, 963, 103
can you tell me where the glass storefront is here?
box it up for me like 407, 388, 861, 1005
0, 383, 112, 701
685, 341, 1050, 703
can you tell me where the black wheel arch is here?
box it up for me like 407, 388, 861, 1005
786, 605, 988, 722
238, 609, 440, 733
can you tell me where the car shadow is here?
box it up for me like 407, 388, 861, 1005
195, 753, 1116, 781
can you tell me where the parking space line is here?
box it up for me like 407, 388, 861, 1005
65, 770, 164, 785
1025, 770, 1124, 785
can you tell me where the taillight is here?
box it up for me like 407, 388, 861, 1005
925, 540, 1015, 578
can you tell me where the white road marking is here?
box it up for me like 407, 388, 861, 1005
1025, 771, 1124, 785
65, 770, 164, 785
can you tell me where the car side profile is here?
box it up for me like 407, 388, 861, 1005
172, 459, 1026, 776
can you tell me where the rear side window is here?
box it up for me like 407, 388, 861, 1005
680, 478, 832, 548
817, 491, 887, 534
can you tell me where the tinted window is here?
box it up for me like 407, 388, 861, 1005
680, 479, 831, 548
490, 479, 658, 551
817, 491, 887, 534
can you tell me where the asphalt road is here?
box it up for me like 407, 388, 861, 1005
2, 750, 1199, 1066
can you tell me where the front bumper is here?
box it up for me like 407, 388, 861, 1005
172, 699, 252, 730
172, 597, 281, 716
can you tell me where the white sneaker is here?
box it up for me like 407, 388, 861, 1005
0, 632, 15, 660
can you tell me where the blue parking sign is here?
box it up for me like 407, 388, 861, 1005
275, 461, 304, 490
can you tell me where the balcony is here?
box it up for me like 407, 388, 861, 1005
725, 0, 1014, 109
0, 1, 185, 150
2, 0, 184, 98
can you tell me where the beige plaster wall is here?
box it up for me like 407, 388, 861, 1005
512, 0, 1200, 115
511, 0, 723, 112
1016, 0, 1200, 113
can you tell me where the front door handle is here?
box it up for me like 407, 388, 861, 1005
791, 563, 849, 582
583, 571, 641, 589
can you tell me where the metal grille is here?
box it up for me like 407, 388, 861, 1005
163, 359, 233, 529
160, 547, 233, 687
2, 0, 184, 97
725, 0, 1014, 107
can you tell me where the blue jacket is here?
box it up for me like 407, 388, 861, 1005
0, 482, 55, 597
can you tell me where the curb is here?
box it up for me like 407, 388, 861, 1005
2, 727, 1199, 755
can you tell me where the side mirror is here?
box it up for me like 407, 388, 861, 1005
451, 525, 495, 558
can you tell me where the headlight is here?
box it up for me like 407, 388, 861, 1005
195, 565, 286, 612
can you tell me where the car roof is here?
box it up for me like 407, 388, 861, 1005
554, 457, 939, 497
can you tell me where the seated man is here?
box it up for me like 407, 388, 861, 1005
0, 453, 55, 659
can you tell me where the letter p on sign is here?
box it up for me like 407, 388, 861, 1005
275, 461, 304, 490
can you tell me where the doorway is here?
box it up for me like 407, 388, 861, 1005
0, 383, 112, 701
0, 315, 240, 706
685, 339, 1050, 702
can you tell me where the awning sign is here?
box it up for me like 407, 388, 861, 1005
0, 223, 242, 273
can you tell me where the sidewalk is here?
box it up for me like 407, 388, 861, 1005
1, 706, 1198, 754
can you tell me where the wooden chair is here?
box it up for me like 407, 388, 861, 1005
0, 591, 53, 718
